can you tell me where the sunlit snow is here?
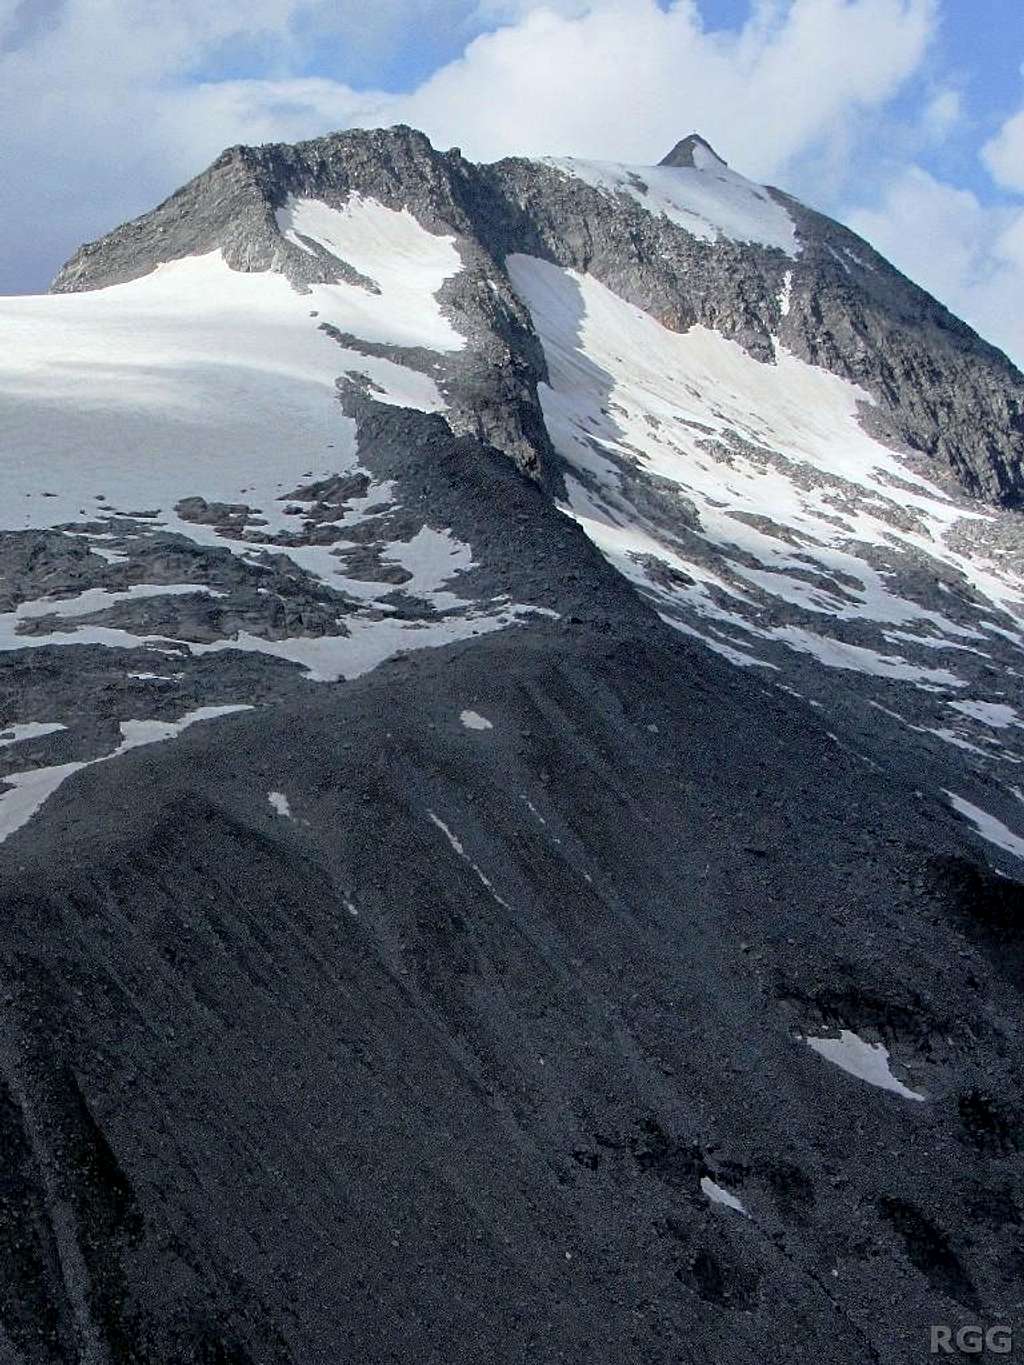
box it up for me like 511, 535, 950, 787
700, 1177, 748, 1215
274, 195, 466, 352
0, 722, 67, 747
459, 710, 493, 731
805, 1030, 925, 1101
946, 791, 1024, 862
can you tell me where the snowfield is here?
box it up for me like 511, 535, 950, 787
506, 253, 1024, 688
274, 195, 467, 352
505, 250, 1024, 864
0, 207, 538, 685
0, 200, 545, 840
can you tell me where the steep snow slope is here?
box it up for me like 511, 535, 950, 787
506, 253, 1024, 868
273, 194, 467, 351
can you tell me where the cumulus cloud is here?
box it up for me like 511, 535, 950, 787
388, 0, 934, 168
983, 105, 1024, 193
0, 0, 939, 293
919, 86, 961, 143
841, 79, 1024, 367
0, 0, 342, 290
847, 166, 1024, 363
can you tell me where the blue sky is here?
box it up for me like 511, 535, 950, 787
1, 0, 1023, 361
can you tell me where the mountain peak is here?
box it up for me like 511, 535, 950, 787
659, 133, 727, 170
6, 110, 1024, 1365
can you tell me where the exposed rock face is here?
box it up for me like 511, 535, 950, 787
777, 193, 1024, 505
660, 132, 729, 167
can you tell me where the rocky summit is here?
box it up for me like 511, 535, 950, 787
0, 124, 1023, 1362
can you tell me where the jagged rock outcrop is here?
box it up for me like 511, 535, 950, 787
659, 133, 729, 168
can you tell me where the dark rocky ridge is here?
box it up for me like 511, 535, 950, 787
53, 124, 1024, 506
2, 614, 1024, 1363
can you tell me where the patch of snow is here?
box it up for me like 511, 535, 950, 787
506, 253, 1024, 708
460, 709, 493, 731
268, 790, 292, 818
13, 583, 221, 622
805, 1030, 925, 1101
949, 700, 1021, 728
882, 630, 988, 657
274, 195, 465, 352
700, 1177, 748, 1215
0, 704, 252, 845
182, 600, 551, 684
779, 270, 793, 317
925, 728, 993, 758
946, 791, 1024, 862
427, 809, 512, 910
0, 722, 66, 747
115, 705, 252, 755
666, 617, 777, 669
382, 525, 475, 605
0, 762, 88, 844
768, 626, 964, 688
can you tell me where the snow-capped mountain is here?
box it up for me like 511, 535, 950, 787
1, 126, 1023, 1362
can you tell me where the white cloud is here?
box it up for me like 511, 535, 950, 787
983, 106, 1024, 193
919, 86, 961, 143
385, 0, 937, 171
847, 166, 1024, 364
471, 0, 593, 18
0, 0, 939, 294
